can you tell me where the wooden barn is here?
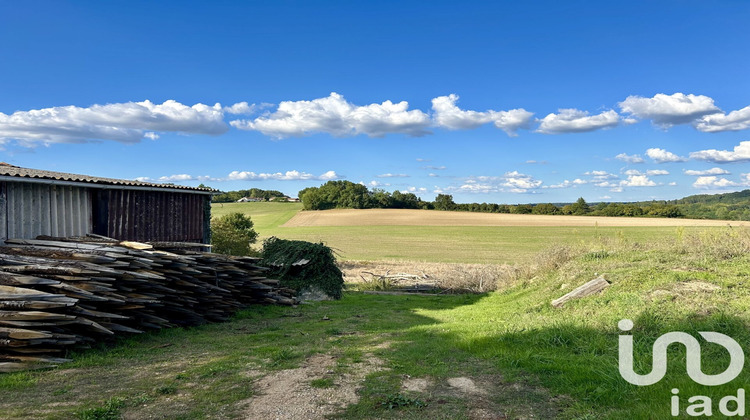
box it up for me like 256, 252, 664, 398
0, 163, 213, 244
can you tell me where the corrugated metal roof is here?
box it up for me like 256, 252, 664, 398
0, 163, 216, 193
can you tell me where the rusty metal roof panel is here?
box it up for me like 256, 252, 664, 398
0, 163, 215, 193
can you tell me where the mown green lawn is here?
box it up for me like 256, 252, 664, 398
210, 202, 302, 232
211, 203, 702, 264
3, 230, 749, 419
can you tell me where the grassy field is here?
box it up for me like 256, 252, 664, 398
284, 208, 748, 227
3, 229, 750, 419
210, 203, 731, 264
211, 202, 303, 232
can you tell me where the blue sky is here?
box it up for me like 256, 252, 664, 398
1, 0, 749, 203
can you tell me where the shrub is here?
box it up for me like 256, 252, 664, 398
261, 237, 344, 299
211, 212, 259, 256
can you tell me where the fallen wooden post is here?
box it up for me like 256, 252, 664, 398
551, 276, 610, 308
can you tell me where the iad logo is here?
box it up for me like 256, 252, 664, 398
618, 319, 746, 417
618, 319, 744, 386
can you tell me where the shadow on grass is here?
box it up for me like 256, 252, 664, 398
0, 292, 487, 420
445, 310, 750, 419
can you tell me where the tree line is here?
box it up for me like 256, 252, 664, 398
212, 188, 287, 203
210, 181, 750, 221
297, 181, 689, 218
667, 189, 750, 221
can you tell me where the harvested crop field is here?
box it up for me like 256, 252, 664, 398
283, 208, 749, 227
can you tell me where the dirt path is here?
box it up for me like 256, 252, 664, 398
283, 208, 748, 228
242, 351, 562, 419
241, 353, 384, 420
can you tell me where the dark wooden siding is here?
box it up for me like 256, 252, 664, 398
93, 190, 207, 243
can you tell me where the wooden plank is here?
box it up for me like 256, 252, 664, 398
3, 238, 128, 253
0, 327, 54, 340
551, 277, 611, 308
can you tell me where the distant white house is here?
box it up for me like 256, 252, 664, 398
237, 197, 265, 202
287, 197, 300, 202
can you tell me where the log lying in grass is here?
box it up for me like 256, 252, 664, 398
0, 237, 298, 372
551, 276, 610, 308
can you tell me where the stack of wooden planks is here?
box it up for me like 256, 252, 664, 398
0, 236, 297, 373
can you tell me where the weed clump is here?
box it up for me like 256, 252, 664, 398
76, 397, 125, 420
494, 245, 582, 290
262, 237, 344, 299
381, 393, 427, 410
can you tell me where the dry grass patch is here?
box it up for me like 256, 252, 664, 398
341, 245, 583, 293
341, 260, 517, 293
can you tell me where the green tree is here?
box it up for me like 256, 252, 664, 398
532, 203, 560, 215
569, 197, 590, 215
511, 204, 533, 214
371, 189, 394, 208
211, 212, 259, 256
433, 194, 457, 211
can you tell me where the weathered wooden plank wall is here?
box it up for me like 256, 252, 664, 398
94, 190, 207, 242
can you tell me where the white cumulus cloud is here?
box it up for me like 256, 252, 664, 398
376, 173, 409, 178
694, 105, 750, 132
684, 168, 730, 176
135, 174, 218, 183
227, 170, 341, 181
447, 171, 543, 194
620, 175, 657, 187
230, 92, 431, 138
400, 186, 428, 194
496, 171, 543, 191
646, 148, 687, 163
0, 100, 228, 145
318, 170, 339, 180
584, 170, 619, 181
223, 102, 257, 115
536, 109, 620, 134
618, 93, 721, 127
685, 168, 729, 176
431, 94, 533, 136
368, 180, 391, 187
689, 141, 750, 163
691, 176, 746, 189
160, 174, 203, 182
615, 153, 645, 163
625, 169, 668, 176
544, 179, 587, 189
594, 181, 619, 188
138, 170, 341, 183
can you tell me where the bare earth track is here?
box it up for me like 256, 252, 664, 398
283, 208, 749, 227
